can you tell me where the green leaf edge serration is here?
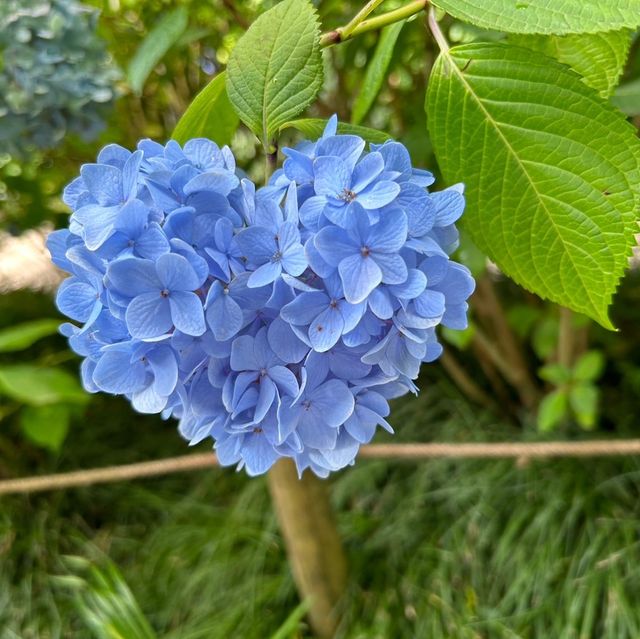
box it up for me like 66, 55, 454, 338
426, 42, 640, 329
226, 0, 324, 148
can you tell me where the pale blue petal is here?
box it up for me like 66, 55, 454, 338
369, 210, 407, 253
310, 379, 354, 427
206, 292, 243, 341
92, 348, 146, 394
309, 306, 344, 352
156, 253, 202, 291
313, 156, 350, 197
316, 135, 365, 173
230, 335, 260, 371
314, 226, 357, 267
351, 151, 384, 192
183, 170, 239, 197
269, 365, 299, 397
374, 252, 408, 284
170, 291, 205, 336
280, 291, 328, 325
248, 260, 282, 287
357, 180, 400, 209
126, 292, 172, 338
107, 258, 160, 296
338, 254, 382, 304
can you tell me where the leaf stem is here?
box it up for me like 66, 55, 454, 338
340, 0, 385, 39
264, 141, 278, 184
320, 0, 428, 47
427, 6, 449, 52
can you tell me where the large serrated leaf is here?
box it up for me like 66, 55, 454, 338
127, 7, 189, 95
426, 42, 640, 329
172, 72, 239, 146
433, 0, 640, 34
226, 0, 323, 148
352, 21, 405, 125
281, 118, 391, 144
511, 31, 632, 97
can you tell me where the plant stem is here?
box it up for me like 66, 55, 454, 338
268, 459, 348, 639
264, 141, 278, 184
341, 0, 385, 39
427, 6, 449, 52
439, 350, 498, 411
557, 307, 574, 369
474, 276, 540, 409
320, 0, 428, 47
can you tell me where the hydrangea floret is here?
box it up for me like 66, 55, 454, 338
49, 116, 475, 477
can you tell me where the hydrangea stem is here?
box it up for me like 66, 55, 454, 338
268, 459, 347, 639
320, 0, 428, 47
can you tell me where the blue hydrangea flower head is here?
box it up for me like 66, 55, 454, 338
0, 0, 120, 155
49, 118, 475, 477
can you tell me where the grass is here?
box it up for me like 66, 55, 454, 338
2, 383, 640, 638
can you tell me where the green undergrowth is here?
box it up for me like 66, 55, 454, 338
2, 386, 640, 638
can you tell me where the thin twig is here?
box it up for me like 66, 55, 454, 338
320, 0, 428, 47
4, 440, 640, 496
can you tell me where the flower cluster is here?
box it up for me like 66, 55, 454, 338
0, 0, 119, 156
49, 117, 474, 477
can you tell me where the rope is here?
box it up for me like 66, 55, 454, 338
2, 439, 640, 496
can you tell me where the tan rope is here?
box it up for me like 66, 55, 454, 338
3, 439, 640, 496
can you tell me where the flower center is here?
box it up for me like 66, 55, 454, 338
271, 250, 282, 263
160, 289, 170, 297
339, 188, 357, 203
302, 400, 312, 410
329, 299, 338, 308
360, 246, 371, 258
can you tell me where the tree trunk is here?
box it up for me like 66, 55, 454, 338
268, 458, 347, 639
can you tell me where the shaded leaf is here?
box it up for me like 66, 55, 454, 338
352, 21, 405, 125
612, 77, 640, 116
127, 7, 188, 95
172, 72, 239, 146
0, 319, 60, 352
573, 350, 605, 382
538, 389, 568, 431
569, 383, 599, 429
0, 365, 89, 406
281, 118, 391, 144
21, 404, 70, 452
511, 31, 632, 97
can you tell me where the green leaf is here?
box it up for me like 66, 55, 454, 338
20, 404, 70, 452
0, 319, 60, 352
226, 0, 323, 148
281, 118, 391, 144
573, 350, 605, 382
352, 21, 405, 125
612, 78, 640, 116
432, 0, 640, 34
127, 7, 189, 95
426, 43, 640, 329
510, 31, 631, 98
537, 389, 568, 432
172, 72, 239, 147
538, 363, 572, 385
0, 365, 89, 406
569, 383, 599, 429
